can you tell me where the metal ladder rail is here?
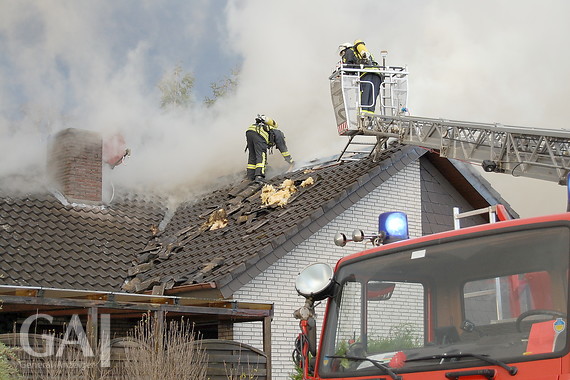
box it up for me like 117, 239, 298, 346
379, 74, 402, 116
337, 135, 379, 162
382, 69, 409, 117
360, 114, 570, 184
453, 205, 499, 230
379, 80, 394, 115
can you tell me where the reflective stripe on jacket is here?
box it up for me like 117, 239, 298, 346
247, 123, 269, 144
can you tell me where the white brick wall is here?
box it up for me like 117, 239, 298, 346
234, 162, 422, 380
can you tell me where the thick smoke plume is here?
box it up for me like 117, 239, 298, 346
1, 0, 569, 216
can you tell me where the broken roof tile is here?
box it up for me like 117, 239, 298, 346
122, 148, 421, 294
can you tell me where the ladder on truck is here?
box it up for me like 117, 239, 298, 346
330, 58, 570, 185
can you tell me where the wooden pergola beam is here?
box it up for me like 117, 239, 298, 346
0, 294, 272, 320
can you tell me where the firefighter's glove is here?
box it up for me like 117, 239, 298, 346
287, 161, 295, 172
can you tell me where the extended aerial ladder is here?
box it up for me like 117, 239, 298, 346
330, 53, 570, 185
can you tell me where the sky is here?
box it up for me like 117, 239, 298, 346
1, 0, 569, 218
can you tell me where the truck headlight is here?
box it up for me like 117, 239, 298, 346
295, 263, 334, 301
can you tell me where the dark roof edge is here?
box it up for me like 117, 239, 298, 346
448, 159, 520, 219
217, 146, 426, 299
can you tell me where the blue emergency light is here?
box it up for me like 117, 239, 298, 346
378, 212, 409, 243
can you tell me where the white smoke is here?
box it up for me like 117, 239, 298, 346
223, 0, 570, 217
1, 0, 569, 216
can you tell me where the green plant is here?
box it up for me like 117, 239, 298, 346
368, 324, 420, 353
334, 323, 421, 369
203, 66, 240, 107
0, 342, 20, 380
288, 364, 303, 380
334, 340, 351, 368
158, 64, 195, 109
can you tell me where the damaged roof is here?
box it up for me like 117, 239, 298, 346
0, 144, 515, 298
123, 145, 427, 297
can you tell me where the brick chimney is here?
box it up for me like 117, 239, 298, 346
48, 128, 102, 204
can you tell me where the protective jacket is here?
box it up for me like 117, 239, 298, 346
341, 44, 382, 113
271, 128, 293, 164
342, 46, 364, 66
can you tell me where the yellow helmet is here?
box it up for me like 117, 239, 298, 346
266, 118, 278, 128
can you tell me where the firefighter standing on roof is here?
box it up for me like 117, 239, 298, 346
245, 115, 293, 183
339, 40, 383, 113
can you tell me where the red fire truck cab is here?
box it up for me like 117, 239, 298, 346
294, 211, 570, 380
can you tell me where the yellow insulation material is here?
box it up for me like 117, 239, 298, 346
261, 177, 314, 207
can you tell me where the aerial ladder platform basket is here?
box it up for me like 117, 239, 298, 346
330, 52, 570, 185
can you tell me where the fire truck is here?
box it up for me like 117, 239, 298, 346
291, 52, 570, 380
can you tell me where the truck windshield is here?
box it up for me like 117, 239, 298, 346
318, 224, 570, 377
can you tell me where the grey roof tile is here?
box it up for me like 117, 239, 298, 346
2, 143, 511, 297
0, 190, 167, 291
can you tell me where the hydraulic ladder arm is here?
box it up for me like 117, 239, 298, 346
360, 114, 570, 184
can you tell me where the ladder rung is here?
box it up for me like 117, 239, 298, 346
347, 142, 376, 146
346, 149, 374, 153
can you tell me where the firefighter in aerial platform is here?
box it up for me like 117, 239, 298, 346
245, 115, 294, 183
338, 40, 383, 113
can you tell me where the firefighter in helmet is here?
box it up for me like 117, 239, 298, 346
245, 115, 294, 183
338, 40, 383, 113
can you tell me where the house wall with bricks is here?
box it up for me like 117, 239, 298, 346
233, 161, 423, 380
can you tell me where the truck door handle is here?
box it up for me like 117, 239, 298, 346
445, 369, 496, 379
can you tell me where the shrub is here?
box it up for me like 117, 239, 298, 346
0, 342, 19, 380
120, 314, 208, 380
15, 314, 209, 380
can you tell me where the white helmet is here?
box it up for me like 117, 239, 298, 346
337, 42, 352, 56
255, 114, 267, 124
